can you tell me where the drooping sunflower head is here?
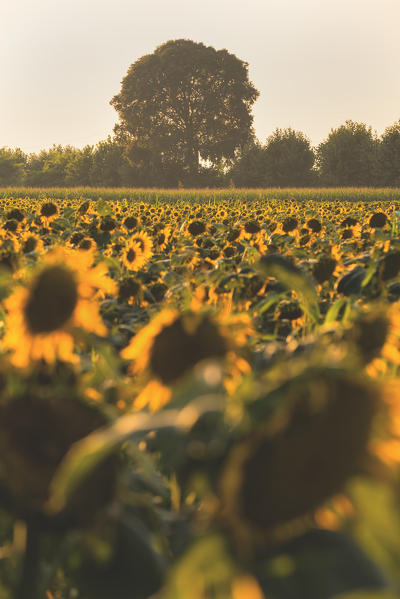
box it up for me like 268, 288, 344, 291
219, 369, 378, 545
122, 310, 228, 384
40, 201, 58, 220
3, 219, 19, 233
350, 308, 390, 365
0, 392, 119, 527
21, 232, 43, 255
123, 215, 139, 231
118, 276, 142, 303
148, 312, 227, 385
6, 208, 25, 222
306, 218, 322, 233
282, 217, 298, 233
369, 212, 388, 229
188, 220, 207, 237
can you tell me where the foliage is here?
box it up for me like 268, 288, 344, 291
316, 120, 379, 187
0, 148, 27, 186
263, 127, 316, 186
377, 120, 400, 187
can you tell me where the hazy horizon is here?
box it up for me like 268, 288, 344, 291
2, 0, 400, 154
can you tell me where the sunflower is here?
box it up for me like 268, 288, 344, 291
3, 249, 116, 367
121, 240, 147, 271
0, 391, 118, 526
20, 231, 44, 255
121, 308, 251, 411
154, 227, 171, 251
40, 201, 59, 223
130, 230, 153, 261
219, 370, 378, 546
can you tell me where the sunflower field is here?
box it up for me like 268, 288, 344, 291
1, 191, 400, 598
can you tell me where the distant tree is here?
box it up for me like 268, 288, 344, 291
316, 120, 378, 186
0, 147, 27, 185
228, 141, 267, 187
377, 119, 400, 187
90, 137, 130, 187
65, 145, 94, 186
263, 128, 315, 187
111, 39, 259, 186
25, 145, 74, 187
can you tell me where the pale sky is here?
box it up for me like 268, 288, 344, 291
1, 0, 400, 153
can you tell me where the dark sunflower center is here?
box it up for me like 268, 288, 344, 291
126, 248, 137, 262
23, 237, 38, 254
149, 316, 227, 384
24, 266, 78, 334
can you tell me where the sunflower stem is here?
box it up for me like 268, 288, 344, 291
17, 520, 41, 599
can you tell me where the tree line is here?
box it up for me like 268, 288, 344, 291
1, 119, 400, 188
1, 39, 400, 188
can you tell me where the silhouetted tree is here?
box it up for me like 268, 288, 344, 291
263, 128, 315, 186
0, 148, 27, 185
377, 119, 400, 187
228, 141, 267, 187
65, 145, 94, 186
90, 137, 129, 187
316, 120, 378, 186
111, 39, 259, 186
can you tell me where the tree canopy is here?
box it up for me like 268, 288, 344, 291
111, 39, 259, 185
316, 120, 378, 186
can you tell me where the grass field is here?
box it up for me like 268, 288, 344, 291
0, 189, 400, 598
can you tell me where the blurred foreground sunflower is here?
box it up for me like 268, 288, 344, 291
121, 308, 251, 411
0, 391, 118, 527
219, 369, 378, 547
3, 249, 116, 367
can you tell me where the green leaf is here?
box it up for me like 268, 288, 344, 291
324, 297, 347, 324
257, 255, 320, 321
46, 396, 223, 515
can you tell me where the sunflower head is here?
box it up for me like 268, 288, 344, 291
369, 212, 388, 229
4, 249, 114, 367
24, 265, 78, 335
100, 216, 117, 232
307, 218, 322, 233
188, 220, 206, 236
40, 202, 58, 219
244, 220, 260, 234
0, 392, 118, 527
312, 257, 337, 284
22, 233, 42, 254
122, 241, 145, 271
6, 208, 25, 222
123, 216, 139, 230
219, 370, 378, 545
118, 276, 142, 302
148, 312, 227, 384
351, 309, 390, 365
3, 219, 19, 233
282, 217, 298, 233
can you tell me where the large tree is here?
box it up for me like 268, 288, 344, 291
111, 39, 259, 185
